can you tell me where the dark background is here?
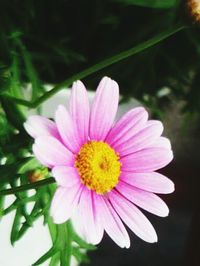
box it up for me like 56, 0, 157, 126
0, 0, 200, 265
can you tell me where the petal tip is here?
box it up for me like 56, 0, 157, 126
167, 181, 175, 194
125, 242, 131, 249
171, 182, 175, 193
162, 208, 170, 217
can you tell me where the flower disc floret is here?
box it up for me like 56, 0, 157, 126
75, 141, 121, 194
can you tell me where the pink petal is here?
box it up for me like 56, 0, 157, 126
33, 136, 74, 168
70, 80, 90, 144
55, 105, 81, 153
109, 190, 157, 243
52, 166, 80, 187
96, 195, 130, 248
106, 107, 148, 147
89, 77, 119, 141
32, 144, 52, 168
120, 172, 175, 194
150, 136, 172, 150
114, 120, 163, 156
116, 181, 169, 217
24, 115, 59, 139
50, 184, 82, 224
121, 147, 173, 172
78, 189, 104, 245
71, 209, 85, 240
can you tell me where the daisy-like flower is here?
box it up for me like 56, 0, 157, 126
24, 77, 174, 248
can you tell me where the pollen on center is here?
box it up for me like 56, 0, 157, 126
75, 141, 121, 194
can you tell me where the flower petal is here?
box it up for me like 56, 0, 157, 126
78, 189, 104, 245
116, 181, 169, 217
89, 77, 119, 141
70, 80, 90, 144
106, 107, 148, 147
121, 147, 173, 172
150, 136, 172, 150
24, 115, 59, 139
55, 105, 81, 153
109, 190, 157, 243
120, 172, 175, 194
114, 120, 163, 156
50, 184, 82, 224
52, 166, 80, 187
32, 144, 52, 168
96, 195, 130, 248
34, 136, 74, 168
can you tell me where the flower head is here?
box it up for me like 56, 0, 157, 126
186, 0, 200, 24
24, 77, 174, 248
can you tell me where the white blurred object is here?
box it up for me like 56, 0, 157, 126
0, 86, 141, 266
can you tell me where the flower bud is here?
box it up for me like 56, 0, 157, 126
186, 0, 200, 24
28, 168, 48, 183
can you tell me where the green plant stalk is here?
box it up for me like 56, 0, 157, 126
6, 24, 186, 109
64, 222, 73, 266
10, 51, 21, 98
0, 177, 55, 196
14, 37, 44, 101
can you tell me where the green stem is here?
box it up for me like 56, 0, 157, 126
57, 222, 72, 266
65, 221, 73, 266
0, 177, 55, 196
6, 24, 186, 108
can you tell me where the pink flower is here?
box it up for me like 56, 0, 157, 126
24, 77, 174, 248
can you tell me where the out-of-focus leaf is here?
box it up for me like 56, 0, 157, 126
0, 96, 25, 130
0, 189, 5, 218
0, 157, 31, 185
1, 132, 30, 154
116, 0, 178, 8
0, 64, 11, 92
0, 112, 9, 137
10, 51, 21, 98
18, 157, 41, 174
13, 37, 45, 101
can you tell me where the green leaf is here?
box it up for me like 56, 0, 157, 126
72, 231, 96, 251
0, 190, 5, 218
2, 195, 36, 216
18, 158, 41, 174
10, 51, 22, 98
10, 209, 21, 245
14, 37, 45, 101
49, 253, 60, 266
0, 95, 25, 130
0, 67, 11, 93
116, 0, 179, 8
32, 247, 58, 265
72, 247, 90, 264
0, 157, 31, 185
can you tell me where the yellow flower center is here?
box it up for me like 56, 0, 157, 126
75, 141, 121, 194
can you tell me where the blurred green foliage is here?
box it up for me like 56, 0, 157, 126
0, 0, 200, 114
116, 0, 179, 8
0, 0, 200, 265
